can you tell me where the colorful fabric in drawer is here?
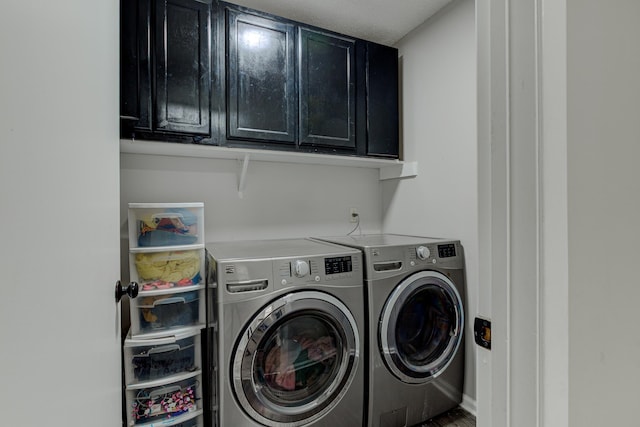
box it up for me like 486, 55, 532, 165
131, 338, 197, 382
135, 250, 201, 287
138, 208, 198, 247
131, 379, 198, 424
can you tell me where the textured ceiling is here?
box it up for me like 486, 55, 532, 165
226, 0, 453, 46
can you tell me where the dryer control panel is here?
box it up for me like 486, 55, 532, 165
406, 242, 462, 268
365, 241, 463, 279
437, 243, 457, 258
406, 242, 460, 265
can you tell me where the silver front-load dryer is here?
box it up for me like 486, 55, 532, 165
314, 234, 465, 427
206, 238, 365, 427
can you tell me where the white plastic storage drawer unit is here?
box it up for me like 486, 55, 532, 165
127, 202, 206, 339
124, 328, 203, 386
125, 203, 206, 426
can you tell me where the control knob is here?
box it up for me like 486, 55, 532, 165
292, 260, 310, 278
416, 246, 430, 260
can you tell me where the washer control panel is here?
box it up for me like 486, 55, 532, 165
275, 254, 361, 287
325, 256, 353, 275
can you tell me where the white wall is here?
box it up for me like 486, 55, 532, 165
383, 0, 478, 406
566, 1, 640, 424
120, 153, 383, 244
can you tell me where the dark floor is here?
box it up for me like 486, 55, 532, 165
419, 407, 476, 427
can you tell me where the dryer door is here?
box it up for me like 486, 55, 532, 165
232, 291, 360, 427
379, 271, 464, 384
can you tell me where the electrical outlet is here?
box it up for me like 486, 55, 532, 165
349, 208, 359, 223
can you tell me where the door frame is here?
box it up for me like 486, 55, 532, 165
476, 0, 569, 426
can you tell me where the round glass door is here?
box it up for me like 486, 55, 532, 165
379, 271, 463, 384
232, 291, 360, 427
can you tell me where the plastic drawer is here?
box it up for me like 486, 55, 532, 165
130, 249, 203, 291
126, 376, 202, 426
124, 329, 202, 385
174, 418, 203, 427
128, 203, 204, 249
130, 287, 205, 338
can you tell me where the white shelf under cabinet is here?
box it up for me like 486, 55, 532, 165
120, 139, 418, 186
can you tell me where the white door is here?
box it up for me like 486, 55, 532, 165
0, 0, 122, 425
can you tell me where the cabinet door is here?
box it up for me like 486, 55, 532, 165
299, 28, 356, 150
120, 0, 152, 135
226, 8, 296, 143
366, 42, 399, 158
154, 0, 211, 136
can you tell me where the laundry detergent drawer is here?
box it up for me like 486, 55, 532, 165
124, 329, 202, 385
130, 287, 205, 338
128, 203, 204, 249
131, 249, 204, 291
126, 375, 203, 426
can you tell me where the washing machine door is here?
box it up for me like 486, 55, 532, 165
379, 270, 463, 384
232, 291, 360, 427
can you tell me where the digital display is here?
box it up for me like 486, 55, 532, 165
325, 256, 352, 275
438, 244, 457, 258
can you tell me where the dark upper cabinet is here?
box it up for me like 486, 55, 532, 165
299, 29, 356, 150
120, 0, 152, 133
121, 0, 217, 142
226, 9, 296, 143
222, 4, 359, 154
365, 41, 399, 158
121, 0, 399, 158
155, 0, 211, 136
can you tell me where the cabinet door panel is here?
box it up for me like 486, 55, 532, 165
366, 42, 399, 158
227, 9, 295, 143
299, 28, 356, 150
155, 0, 211, 135
120, 0, 152, 134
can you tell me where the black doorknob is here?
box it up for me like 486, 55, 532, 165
115, 280, 139, 303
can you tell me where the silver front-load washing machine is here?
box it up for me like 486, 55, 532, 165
314, 234, 465, 427
206, 238, 365, 427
